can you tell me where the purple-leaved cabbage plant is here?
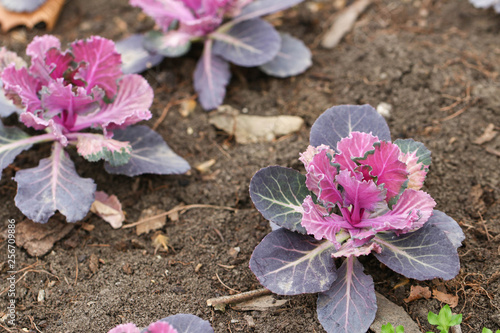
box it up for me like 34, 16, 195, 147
108, 313, 213, 333
248, 105, 464, 333
117, 0, 312, 110
469, 0, 500, 12
0, 35, 190, 224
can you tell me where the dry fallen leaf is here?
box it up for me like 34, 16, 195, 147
14, 219, 75, 256
404, 285, 432, 303
321, 0, 372, 49
209, 106, 304, 144
136, 206, 167, 235
90, 191, 125, 229
89, 253, 99, 274
151, 232, 170, 253
0, 0, 65, 32
473, 123, 497, 145
433, 289, 458, 308
230, 295, 288, 311
195, 159, 216, 173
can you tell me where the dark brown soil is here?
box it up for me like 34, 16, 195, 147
1, 0, 499, 332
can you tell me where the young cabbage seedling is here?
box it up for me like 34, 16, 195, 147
381, 323, 405, 333
0, 35, 190, 224
427, 304, 462, 333
108, 314, 213, 333
248, 104, 464, 333
117, 0, 312, 110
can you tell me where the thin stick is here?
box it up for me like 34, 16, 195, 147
215, 272, 239, 293
74, 254, 79, 285
207, 288, 272, 307
123, 204, 236, 229
152, 101, 174, 131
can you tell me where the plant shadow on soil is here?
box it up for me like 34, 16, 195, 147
0, 0, 499, 332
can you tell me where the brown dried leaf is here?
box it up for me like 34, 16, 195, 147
433, 289, 459, 308
209, 107, 304, 144
0, 0, 65, 32
230, 295, 288, 311
473, 123, 497, 145
151, 232, 170, 253
404, 285, 432, 303
90, 191, 125, 229
15, 219, 75, 256
136, 206, 166, 235
89, 254, 99, 274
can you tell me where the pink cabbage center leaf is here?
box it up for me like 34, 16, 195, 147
300, 132, 436, 254
108, 323, 141, 333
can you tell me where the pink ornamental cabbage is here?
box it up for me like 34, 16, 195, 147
109, 322, 178, 333
120, 0, 311, 110
2, 35, 152, 149
130, 0, 252, 47
107, 314, 214, 333
300, 132, 436, 255
0, 35, 190, 224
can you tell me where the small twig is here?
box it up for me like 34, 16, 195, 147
28, 315, 43, 333
123, 204, 236, 229
478, 213, 491, 241
0, 269, 59, 297
207, 288, 272, 308
74, 254, 79, 285
215, 272, 239, 293
152, 101, 174, 131
0, 323, 13, 332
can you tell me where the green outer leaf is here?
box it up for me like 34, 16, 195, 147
83, 146, 131, 166
427, 311, 439, 325
394, 138, 431, 168
396, 326, 405, 333
0, 121, 38, 179
381, 323, 395, 333
249, 166, 310, 233
143, 31, 191, 57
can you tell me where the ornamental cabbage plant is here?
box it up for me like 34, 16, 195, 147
469, 0, 500, 12
108, 314, 213, 333
248, 105, 464, 333
0, 35, 190, 224
117, 0, 312, 110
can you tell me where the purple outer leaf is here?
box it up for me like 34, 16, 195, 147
373, 221, 461, 280
212, 19, 281, 67
427, 210, 464, 249
14, 143, 96, 223
310, 105, 391, 152
0, 0, 46, 13
194, 40, 231, 110
0, 121, 33, 179
142, 314, 214, 333
249, 166, 309, 234
115, 34, 164, 75
236, 0, 304, 22
104, 125, 190, 176
316, 256, 377, 333
143, 31, 191, 58
259, 33, 312, 78
249, 228, 338, 295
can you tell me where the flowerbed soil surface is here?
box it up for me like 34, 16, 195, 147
1, 0, 499, 332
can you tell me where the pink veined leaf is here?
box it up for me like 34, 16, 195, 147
45, 48, 74, 80
146, 321, 179, 333
299, 144, 334, 169
304, 149, 342, 206
72, 74, 153, 134
335, 169, 386, 212
399, 151, 427, 190
331, 239, 381, 258
356, 189, 436, 233
1, 66, 42, 113
130, 0, 195, 31
107, 323, 141, 333
335, 131, 378, 172
301, 196, 349, 247
71, 36, 122, 99
40, 79, 97, 121
357, 141, 408, 202
26, 35, 61, 83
